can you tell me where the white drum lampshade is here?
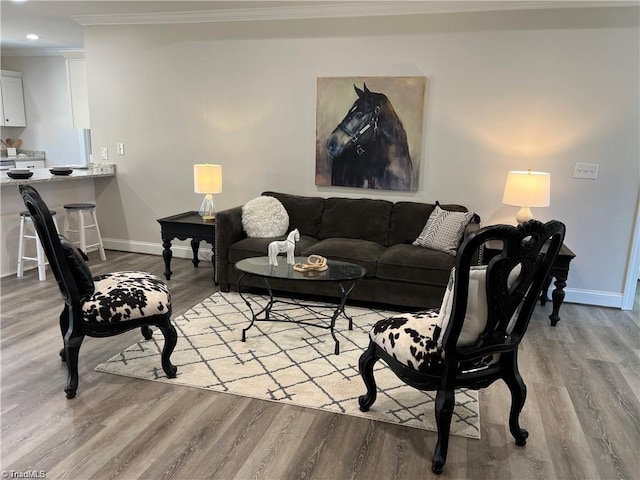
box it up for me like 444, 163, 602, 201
194, 164, 222, 221
502, 170, 550, 224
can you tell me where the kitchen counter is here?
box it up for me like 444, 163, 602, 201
1, 165, 117, 277
1, 166, 116, 187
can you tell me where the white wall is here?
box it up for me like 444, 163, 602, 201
84, 7, 639, 306
0, 55, 85, 167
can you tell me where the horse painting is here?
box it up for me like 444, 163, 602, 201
325, 83, 414, 190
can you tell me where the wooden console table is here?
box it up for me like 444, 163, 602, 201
157, 211, 216, 282
482, 241, 575, 326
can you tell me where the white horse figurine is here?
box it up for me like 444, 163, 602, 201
268, 229, 300, 266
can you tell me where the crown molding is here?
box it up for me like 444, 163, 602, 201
71, 1, 639, 26
1, 47, 80, 57
60, 50, 85, 60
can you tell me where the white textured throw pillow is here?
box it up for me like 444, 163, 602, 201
436, 264, 522, 347
242, 196, 289, 238
413, 206, 475, 255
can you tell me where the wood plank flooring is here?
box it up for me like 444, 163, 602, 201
1, 250, 638, 479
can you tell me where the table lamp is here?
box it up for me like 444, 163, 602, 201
194, 164, 222, 221
502, 169, 550, 224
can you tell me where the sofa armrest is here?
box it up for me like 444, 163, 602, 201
464, 215, 481, 238
463, 214, 482, 264
216, 205, 245, 288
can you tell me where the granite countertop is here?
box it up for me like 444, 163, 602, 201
0, 149, 46, 161
0, 166, 116, 187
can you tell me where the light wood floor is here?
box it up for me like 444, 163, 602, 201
1, 250, 638, 480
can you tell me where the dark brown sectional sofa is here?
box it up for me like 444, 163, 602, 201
215, 191, 480, 309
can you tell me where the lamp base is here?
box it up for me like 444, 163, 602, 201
199, 194, 216, 222
515, 206, 533, 224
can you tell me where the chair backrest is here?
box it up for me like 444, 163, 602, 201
441, 219, 565, 362
19, 185, 83, 305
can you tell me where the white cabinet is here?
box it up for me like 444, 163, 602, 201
14, 159, 45, 169
65, 58, 90, 129
0, 71, 27, 127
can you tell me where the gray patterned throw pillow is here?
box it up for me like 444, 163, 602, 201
413, 206, 474, 255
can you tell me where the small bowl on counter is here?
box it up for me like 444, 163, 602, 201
50, 166, 74, 176
7, 168, 33, 180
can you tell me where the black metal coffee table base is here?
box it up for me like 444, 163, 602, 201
237, 274, 361, 355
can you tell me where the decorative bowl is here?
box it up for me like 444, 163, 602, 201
7, 171, 34, 179
50, 168, 73, 176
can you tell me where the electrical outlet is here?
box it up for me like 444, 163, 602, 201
117, 143, 125, 155
100, 147, 108, 160
573, 162, 599, 179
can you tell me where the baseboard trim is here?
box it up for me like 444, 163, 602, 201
102, 238, 194, 259
562, 288, 623, 309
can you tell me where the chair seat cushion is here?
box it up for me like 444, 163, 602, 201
369, 309, 499, 373
82, 271, 171, 323
369, 309, 444, 373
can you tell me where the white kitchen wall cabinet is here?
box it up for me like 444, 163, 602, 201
0, 71, 27, 127
65, 58, 90, 129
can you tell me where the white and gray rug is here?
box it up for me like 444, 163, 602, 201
96, 292, 480, 438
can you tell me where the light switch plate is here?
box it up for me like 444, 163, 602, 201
573, 162, 599, 179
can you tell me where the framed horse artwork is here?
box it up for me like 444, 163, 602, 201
315, 76, 426, 191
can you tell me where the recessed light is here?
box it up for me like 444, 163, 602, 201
25, 33, 40, 40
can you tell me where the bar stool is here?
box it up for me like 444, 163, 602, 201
63, 203, 107, 261
17, 210, 59, 281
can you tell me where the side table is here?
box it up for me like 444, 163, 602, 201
157, 211, 216, 281
482, 240, 575, 326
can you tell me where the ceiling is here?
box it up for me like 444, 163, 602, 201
1, 0, 637, 56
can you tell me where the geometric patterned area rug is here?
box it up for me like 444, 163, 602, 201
95, 291, 480, 439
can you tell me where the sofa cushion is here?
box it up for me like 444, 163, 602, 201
263, 192, 325, 238
301, 238, 385, 277
228, 235, 319, 264
389, 202, 469, 246
377, 243, 456, 286
388, 202, 435, 246
319, 197, 393, 245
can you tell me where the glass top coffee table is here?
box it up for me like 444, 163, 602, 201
235, 256, 366, 354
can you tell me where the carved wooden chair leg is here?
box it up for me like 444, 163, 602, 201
63, 332, 85, 399
358, 342, 379, 411
432, 367, 456, 475
141, 325, 153, 340
502, 353, 529, 446
158, 319, 178, 378
59, 308, 69, 362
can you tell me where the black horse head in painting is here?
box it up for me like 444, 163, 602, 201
325, 83, 413, 190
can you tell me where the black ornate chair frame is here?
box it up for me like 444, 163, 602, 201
358, 220, 565, 474
20, 185, 178, 399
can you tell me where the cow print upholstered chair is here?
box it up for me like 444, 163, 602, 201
358, 219, 565, 474
20, 185, 177, 399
